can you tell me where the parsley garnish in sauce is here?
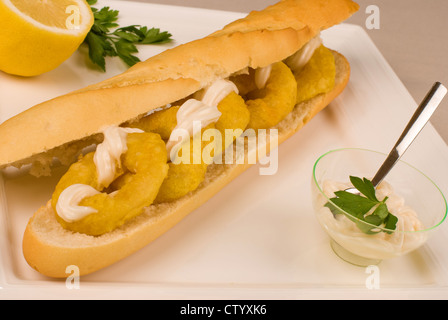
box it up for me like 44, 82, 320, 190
325, 176, 398, 234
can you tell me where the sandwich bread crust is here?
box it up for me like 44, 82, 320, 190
22, 51, 351, 277
0, 0, 359, 173
0, 0, 361, 277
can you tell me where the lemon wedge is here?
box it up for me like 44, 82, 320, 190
0, 0, 94, 77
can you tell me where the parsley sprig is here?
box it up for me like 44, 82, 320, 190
83, 0, 173, 71
324, 176, 398, 234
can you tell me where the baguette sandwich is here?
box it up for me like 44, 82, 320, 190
0, 0, 359, 278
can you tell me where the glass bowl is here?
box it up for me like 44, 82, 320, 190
311, 148, 447, 267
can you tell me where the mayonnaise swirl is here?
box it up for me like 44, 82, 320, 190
94, 126, 144, 187
252, 34, 322, 91
56, 126, 143, 222
255, 64, 272, 90
285, 34, 322, 72
56, 184, 100, 223
166, 79, 238, 160
201, 79, 239, 107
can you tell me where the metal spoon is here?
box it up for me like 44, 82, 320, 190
346, 81, 447, 194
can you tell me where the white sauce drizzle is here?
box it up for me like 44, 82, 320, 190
94, 126, 143, 187
285, 34, 322, 72
255, 64, 272, 89
166, 79, 238, 160
56, 126, 143, 222
56, 184, 100, 223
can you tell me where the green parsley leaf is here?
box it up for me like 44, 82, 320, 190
384, 213, 398, 234
138, 27, 173, 44
115, 39, 140, 68
331, 190, 377, 219
83, 2, 173, 71
362, 214, 383, 234
349, 176, 378, 202
84, 32, 107, 71
325, 176, 398, 234
372, 202, 389, 220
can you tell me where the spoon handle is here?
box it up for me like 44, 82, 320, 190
371, 82, 447, 187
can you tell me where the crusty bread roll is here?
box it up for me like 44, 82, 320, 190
23, 51, 351, 278
0, 0, 358, 175
0, 0, 359, 277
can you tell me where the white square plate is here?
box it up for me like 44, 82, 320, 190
1, 0, 448, 299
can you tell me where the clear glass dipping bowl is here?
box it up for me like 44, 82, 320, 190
311, 148, 447, 267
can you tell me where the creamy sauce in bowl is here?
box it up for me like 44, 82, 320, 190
315, 180, 428, 260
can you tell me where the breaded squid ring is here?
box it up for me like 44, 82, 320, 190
129, 106, 211, 203
294, 45, 336, 104
51, 132, 169, 236
214, 91, 251, 151
245, 61, 298, 130
157, 92, 250, 203
131, 91, 250, 203
154, 125, 212, 203
131, 106, 179, 141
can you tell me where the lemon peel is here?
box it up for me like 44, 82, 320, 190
0, 0, 93, 76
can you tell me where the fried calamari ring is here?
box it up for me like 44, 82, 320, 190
245, 61, 298, 130
128, 105, 212, 203
130, 91, 250, 203
294, 45, 336, 104
154, 125, 212, 203
155, 92, 250, 203
132, 91, 249, 149
51, 132, 169, 236
130, 106, 179, 140
214, 91, 250, 151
